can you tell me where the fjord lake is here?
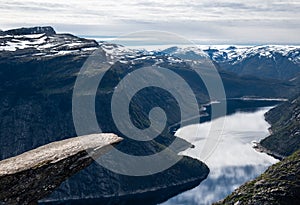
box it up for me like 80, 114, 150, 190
161, 99, 282, 205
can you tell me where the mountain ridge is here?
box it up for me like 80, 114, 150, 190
260, 95, 300, 157
1, 26, 300, 204
0, 26, 210, 204
162, 45, 300, 81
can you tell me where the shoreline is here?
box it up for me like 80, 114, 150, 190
252, 141, 285, 160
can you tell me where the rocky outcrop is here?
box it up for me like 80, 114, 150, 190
4, 26, 56, 36
260, 95, 300, 157
0, 26, 98, 60
0, 133, 122, 205
214, 150, 300, 205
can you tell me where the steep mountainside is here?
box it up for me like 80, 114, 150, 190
1, 27, 300, 203
214, 150, 300, 205
260, 95, 300, 157
0, 27, 211, 204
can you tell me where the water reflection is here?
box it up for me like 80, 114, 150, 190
162, 107, 278, 205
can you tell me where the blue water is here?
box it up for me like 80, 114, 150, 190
161, 106, 279, 205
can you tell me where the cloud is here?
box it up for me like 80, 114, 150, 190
0, 0, 299, 44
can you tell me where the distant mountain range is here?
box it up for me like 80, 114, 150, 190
2, 27, 297, 113
1, 27, 299, 82
0, 26, 300, 204
162, 45, 300, 81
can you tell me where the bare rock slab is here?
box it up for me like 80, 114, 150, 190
0, 133, 122, 205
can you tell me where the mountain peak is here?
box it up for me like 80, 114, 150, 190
3, 26, 56, 36
0, 26, 98, 57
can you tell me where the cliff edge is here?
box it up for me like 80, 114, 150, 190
0, 133, 122, 205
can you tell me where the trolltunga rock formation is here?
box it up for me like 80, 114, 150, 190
0, 133, 122, 205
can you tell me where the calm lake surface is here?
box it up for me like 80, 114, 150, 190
40, 99, 283, 205
161, 100, 281, 205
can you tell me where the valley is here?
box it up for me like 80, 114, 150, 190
0, 26, 299, 205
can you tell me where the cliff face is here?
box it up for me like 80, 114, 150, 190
4, 26, 56, 36
260, 95, 300, 157
0, 134, 122, 205
0, 26, 210, 204
214, 150, 300, 205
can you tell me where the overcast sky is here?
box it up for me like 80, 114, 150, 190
0, 0, 299, 44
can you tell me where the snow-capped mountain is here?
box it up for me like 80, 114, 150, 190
161, 45, 300, 80
98, 42, 189, 69
162, 45, 300, 64
0, 26, 98, 59
1, 26, 299, 81
92, 42, 300, 81
0, 28, 184, 69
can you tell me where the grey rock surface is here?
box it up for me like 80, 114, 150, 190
0, 133, 122, 205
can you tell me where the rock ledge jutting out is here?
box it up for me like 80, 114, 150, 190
0, 133, 122, 205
